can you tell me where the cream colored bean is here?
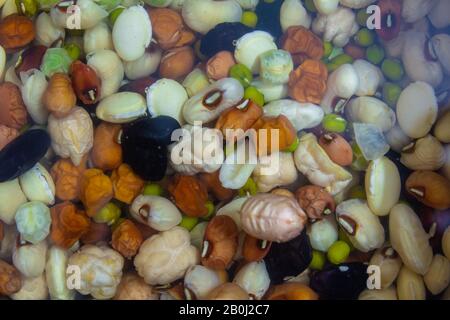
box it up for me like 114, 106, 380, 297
46, 246, 75, 300
0, 45, 6, 82
1, 0, 18, 19
400, 134, 446, 171
397, 266, 426, 300
346, 97, 396, 132
443, 227, 450, 260
365, 156, 401, 216
294, 133, 353, 195
336, 199, 385, 252
252, 152, 298, 193
35, 12, 65, 47
19, 70, 49, 125
396, 81, 438, 139
433, 110, 450, 143
0, 179, 27, 225
112, 5, 152, 61
124, 48, 162, 80
424, 254, 450, 295
19, 163, 55, 206
86, 49, 124, 99
369, 246, 403, 289
83, 22, 113, 54
147, 78, 188, 124
389, 203, 433, 275
96, 92, 147, 123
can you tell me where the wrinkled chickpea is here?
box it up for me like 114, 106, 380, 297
48, 107, 94, 166
199, 171, 235, 202
79, 169, 114, 217
288, 59, 328, 104
0, 125, 19, 151
134, 227, 199, 286
168, 175, 209, 217
201, 215, 239, 270
295, 185, 336, 220
0, 82, 28, 130
147, 8, 184, 50
43, 73, 76, 118
241, 193, 308, 243
252, 115, 297, 156
50, 201, 91, 249
206, 51, 236, 81
80, 222, 111, 245
159, 46, 195, 80
280, 26, 324, 65
68, 245, 124, 300
114, 273, 159, 300
50, 158, 86, 201
112, 219, 143, 259
0, 259, 22, 296
91, 122, 123, 171
111, 164, 144, 205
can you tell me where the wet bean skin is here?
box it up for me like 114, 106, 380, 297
0, 129, 50, 182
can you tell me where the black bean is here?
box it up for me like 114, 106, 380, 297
0, 129, 51, 182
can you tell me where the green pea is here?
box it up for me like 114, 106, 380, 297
309, 250, 326, 270
366, 44, 385, 65
322, 114, 347, 133
381, 58, 404, 82
109, 6, 125, 26
354, 28, 375, 47
351, 142, 369, 171
143, 183, 164, 196
323, 41, 333, 59
327, 241, 351, 265
179, 215, 199, 231
382, 82, 402, 107
16, 0, 38, 18
244, 86, 265, 107
327, 54, 354, 72
304, 0, 317, 12
94, 202, 121, 225
238, 177, 258, 197
327, 47, 344, 61
241, 11, 258, 28
63, 43, 81, 61
284, 137, 299, 153
40, 48, 73, 78
203, 200, 215, 220
229, 63, 253, 88
348, 185, 366, 200
356, 8, 370, 27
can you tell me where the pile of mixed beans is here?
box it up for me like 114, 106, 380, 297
0, 0, 449, 300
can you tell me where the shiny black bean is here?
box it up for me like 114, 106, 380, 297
0, 129, 51, 182
310, 262, 369, 300
122, 116, 181, 146
264, 231, 312, 284
200, 22, 253, 58
255, 0, 283, 39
